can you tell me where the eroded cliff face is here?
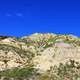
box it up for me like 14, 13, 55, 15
33, 42, 80, 71
0, 33, 80, 72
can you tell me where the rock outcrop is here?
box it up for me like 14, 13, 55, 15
0, 33, 80, 79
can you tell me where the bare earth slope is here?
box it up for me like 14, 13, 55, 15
0, 33, 80, 79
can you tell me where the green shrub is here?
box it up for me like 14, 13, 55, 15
0, 66, 35, 78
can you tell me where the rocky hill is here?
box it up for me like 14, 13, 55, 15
0, 33, 80, 80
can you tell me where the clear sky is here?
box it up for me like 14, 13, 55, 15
0, 0, 80, 37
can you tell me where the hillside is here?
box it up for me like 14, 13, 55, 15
0, 33, 80, 80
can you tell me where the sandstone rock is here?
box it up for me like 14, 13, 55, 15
0, 33, 80, 72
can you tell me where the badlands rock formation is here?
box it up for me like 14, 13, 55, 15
0, 33, 79, 71
0, 33, 80, 79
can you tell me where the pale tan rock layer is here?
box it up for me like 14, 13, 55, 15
0, 33, 80, 71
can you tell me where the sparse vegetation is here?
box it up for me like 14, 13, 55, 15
37, 60, 80, 80
0, 33, 80, 80
0, 66, 35, 79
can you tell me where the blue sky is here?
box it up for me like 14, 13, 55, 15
0, 0, 80, 37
